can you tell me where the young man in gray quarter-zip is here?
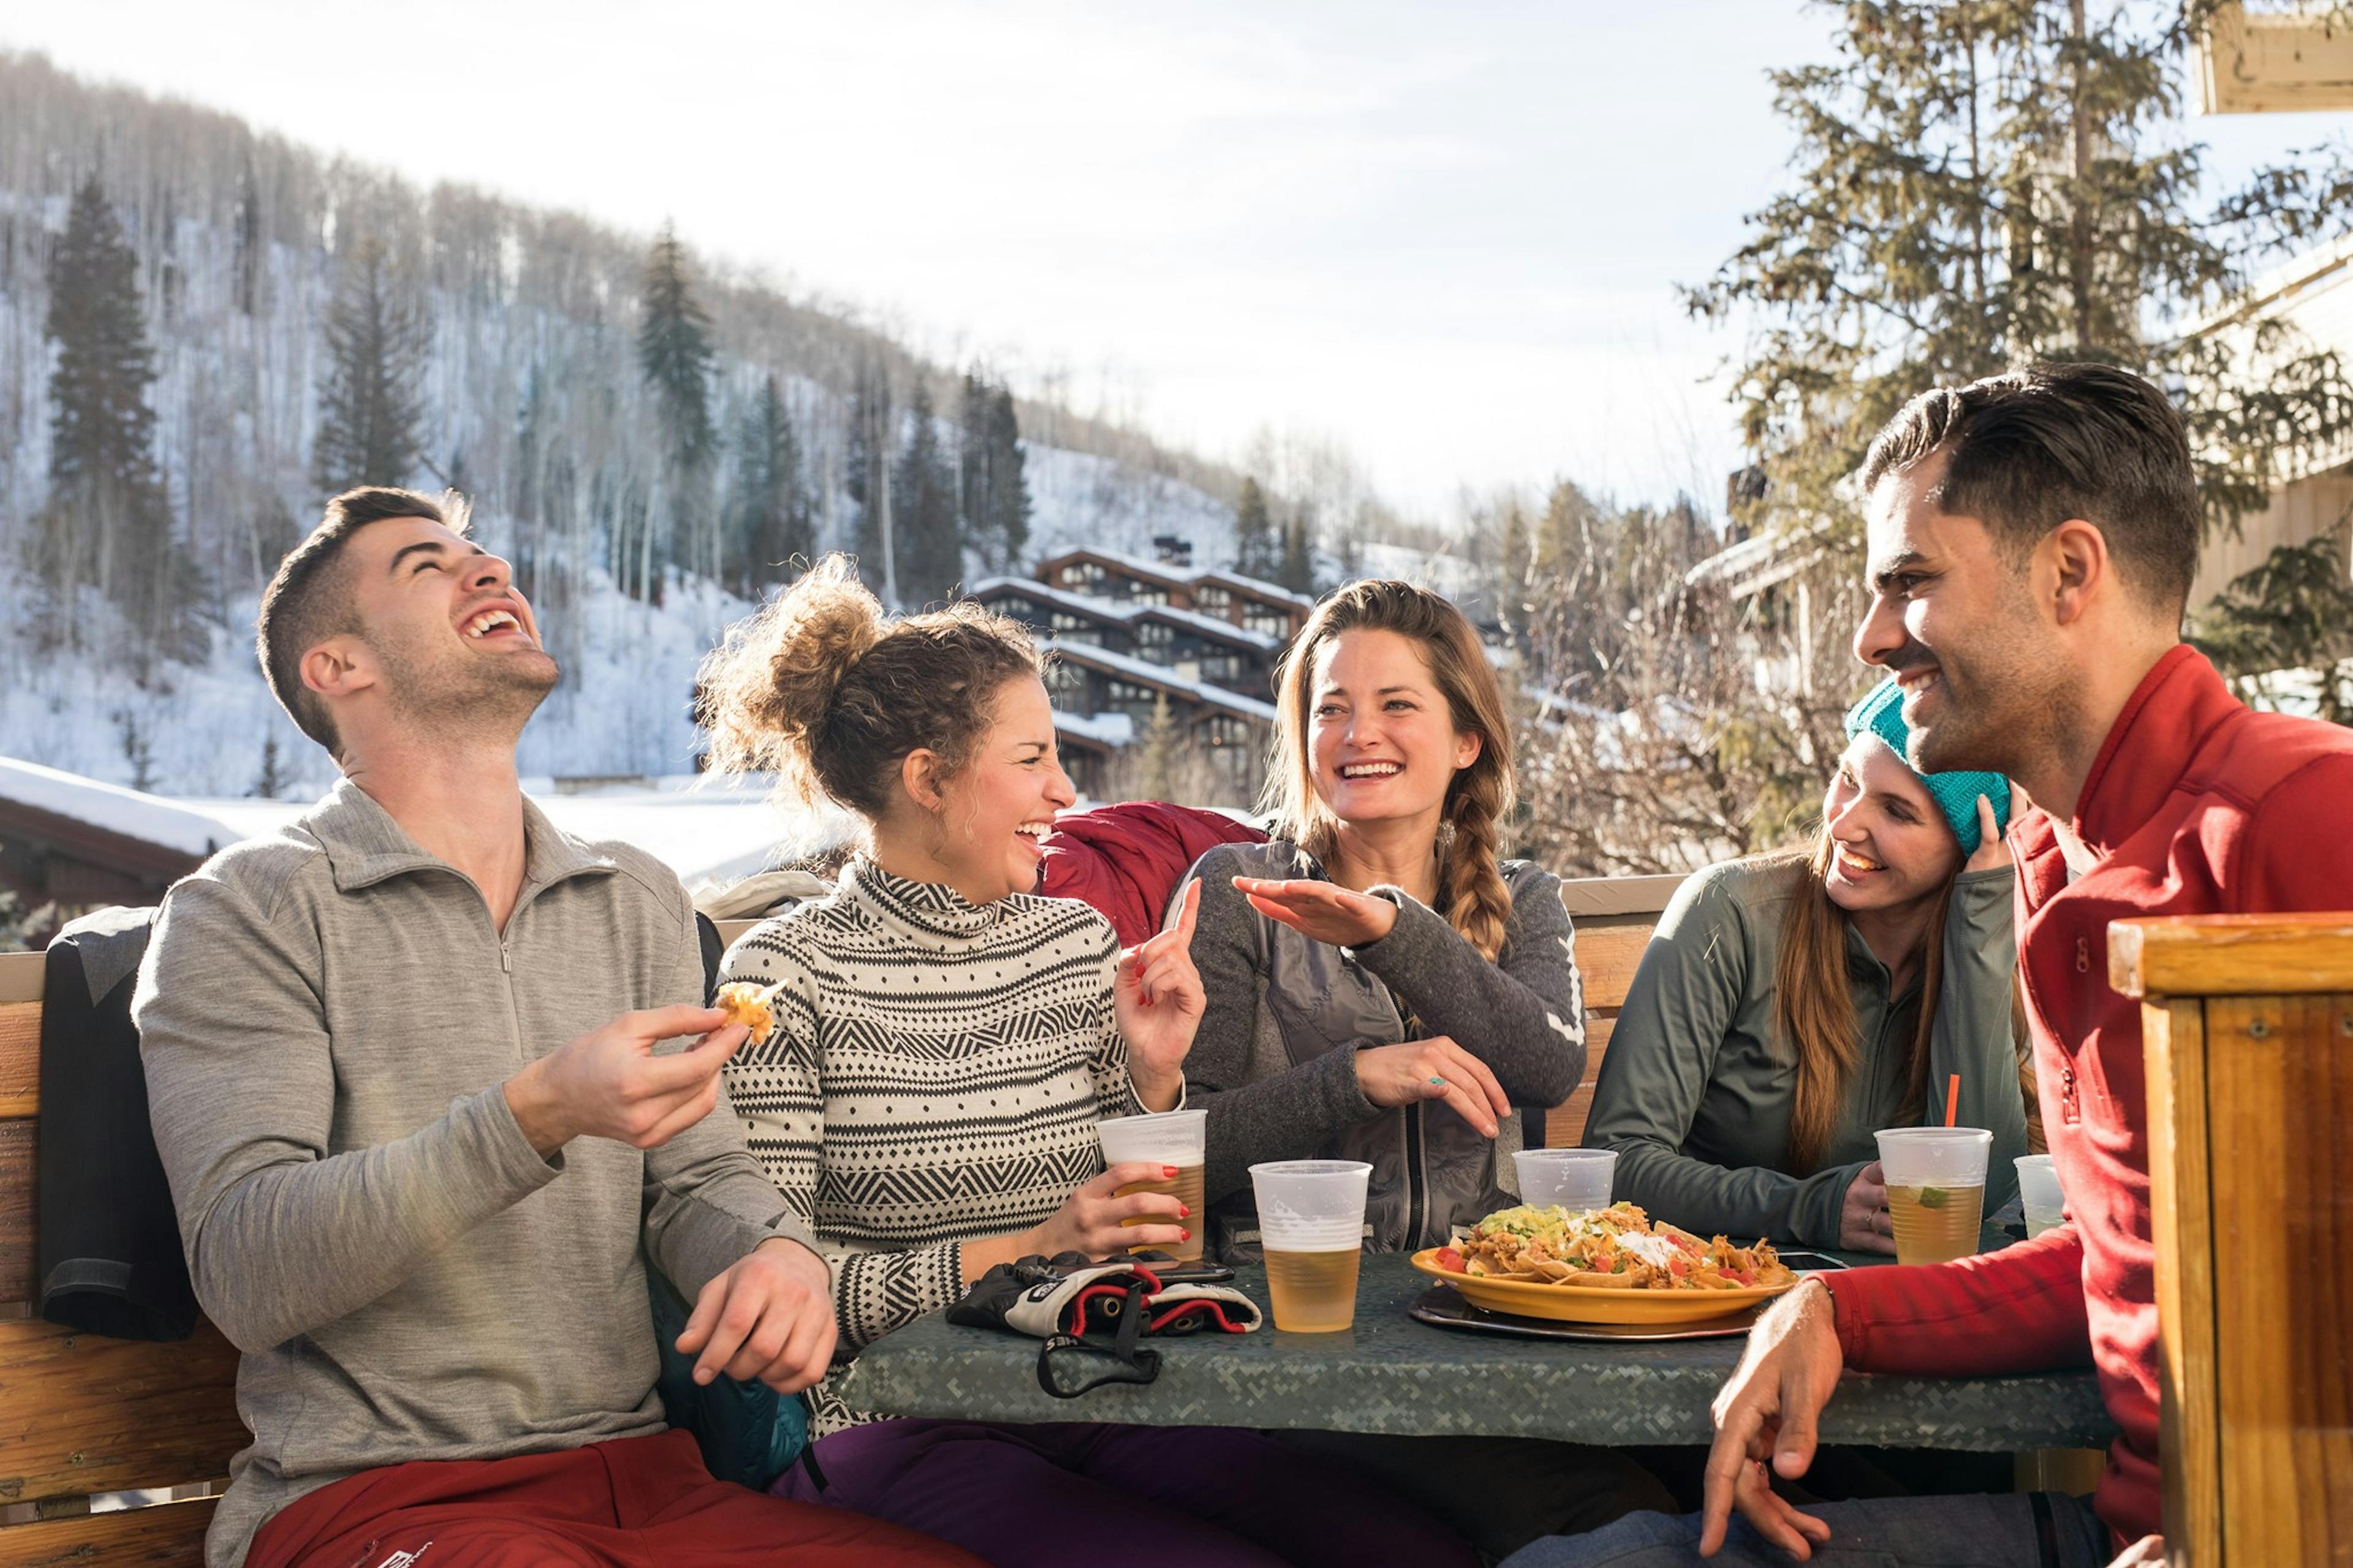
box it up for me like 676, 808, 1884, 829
133, 487, 979, 1568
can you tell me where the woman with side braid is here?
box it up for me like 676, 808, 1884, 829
1173, 580, 1669, 1556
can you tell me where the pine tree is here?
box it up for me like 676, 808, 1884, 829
987, 383, 1030, 569
313, 239, 429, 492
638, 223, 718, 581
957, 371, 1033, 572
35, 173, 201, 662
894, 381, 961, 606
1135, 694, 1182, 802
846, 354, 897, 600
728, 374, 809, 594
1496, 496, 1533, 637
252, 735, 288, 799
1278, 506, 1314, 594
1233, 478, 1276, 580
1686, 1, 2353, 551
233, 153, 264, 317
2192, 528, 2353, 725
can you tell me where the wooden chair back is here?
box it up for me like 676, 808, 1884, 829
0, 947, 237, 1565
2118, 912, 2353, 1567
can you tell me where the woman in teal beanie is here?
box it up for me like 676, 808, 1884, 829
1580, 678, 2031, 1252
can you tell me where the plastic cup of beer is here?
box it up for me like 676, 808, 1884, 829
2014, 1153, 2066, 1239
1874, 1127, 1993, 1266
1514, 1148, 1617, 1213
1248, 1160, 1370, 1332
1097, 1109, 1207, 1262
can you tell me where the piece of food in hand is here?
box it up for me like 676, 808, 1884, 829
1448, 1201, 1794, 1292
713, 981, 779, 1046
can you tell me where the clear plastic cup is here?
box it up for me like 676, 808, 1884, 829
1248, 1160, 1370, 1331
1514, 1148, 1618, 1212
1874, 1127, 1993, 1266
2014, 1153, 2066, 1239
1097, 1110, 1207, 1262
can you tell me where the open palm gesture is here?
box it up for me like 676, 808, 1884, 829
1113, 880, 1204, 1110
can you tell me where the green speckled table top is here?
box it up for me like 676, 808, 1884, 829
835, 1252, 2117, 1452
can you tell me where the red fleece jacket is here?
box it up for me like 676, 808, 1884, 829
1037, 800, 1266, 946
1821, 645, 2353, 1543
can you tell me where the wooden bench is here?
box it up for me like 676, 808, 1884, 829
0, 876, 1680, 1563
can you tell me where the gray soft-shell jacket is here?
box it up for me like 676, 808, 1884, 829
1175, 838, 1589, 1258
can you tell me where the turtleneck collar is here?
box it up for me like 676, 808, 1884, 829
844, 855, 1008, 941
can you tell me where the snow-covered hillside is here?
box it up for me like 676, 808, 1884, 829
0, 51, 1247, 796
0, 438, 1242, 797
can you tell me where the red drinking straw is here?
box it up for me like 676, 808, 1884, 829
1944, 1074, 1961, 1128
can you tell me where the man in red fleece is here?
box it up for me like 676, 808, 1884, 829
1501, 366, 2353, 1568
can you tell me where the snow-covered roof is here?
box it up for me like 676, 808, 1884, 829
1040, 639, 1280, 723
2, 757, 850, 893
1053, 710, 1138, 748
972, 576, 1284, 652
1038, 546, 1314, 610
0, 756, 243, 858
1684, 518, 1836, 598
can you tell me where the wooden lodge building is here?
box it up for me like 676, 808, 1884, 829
971, 545, 1311, 801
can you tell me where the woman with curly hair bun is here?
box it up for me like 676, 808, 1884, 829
1173, 578, 1670, 1555
697, 556, 1475, 1568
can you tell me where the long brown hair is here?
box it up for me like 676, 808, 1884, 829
1767, 826, 1952, 1175
1263, 579, 1517, 961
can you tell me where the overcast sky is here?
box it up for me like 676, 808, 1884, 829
1, 1, 2335, 522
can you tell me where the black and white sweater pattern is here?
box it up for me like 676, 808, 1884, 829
719, 858, 1145, 1429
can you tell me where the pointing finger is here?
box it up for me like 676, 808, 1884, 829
1170, 878, 1201, 944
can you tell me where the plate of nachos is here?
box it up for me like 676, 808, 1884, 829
1409, 1202, 1800, 1325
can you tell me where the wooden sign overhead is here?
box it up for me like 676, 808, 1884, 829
2196, 4, 2353, 114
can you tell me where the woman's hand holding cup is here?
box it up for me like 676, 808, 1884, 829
1838, 1160, 1896, 1254
1353, 1036, 1509, 1138
1023, 1162, 1191, 1259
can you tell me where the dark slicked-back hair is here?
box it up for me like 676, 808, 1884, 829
1859, 362, 2199, 613
258, 487, 470, 756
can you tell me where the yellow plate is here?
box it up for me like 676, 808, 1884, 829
1408, 1249, 1798, 1325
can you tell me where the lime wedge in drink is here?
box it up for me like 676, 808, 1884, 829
1915, 1186, 1949, 1209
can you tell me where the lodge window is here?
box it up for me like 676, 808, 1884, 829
1050, 612, 1104, 646
1242, 605, 1288, 637
1195, 586, 1232, 615
1063, 561, 1109, 594
1106, 680, 1162, 722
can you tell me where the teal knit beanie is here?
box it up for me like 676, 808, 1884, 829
1841, 679, 2012, 858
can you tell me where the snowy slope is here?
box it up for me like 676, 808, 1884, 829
0, 448, 1241, 798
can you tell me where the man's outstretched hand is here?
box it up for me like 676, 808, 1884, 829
505, 1005, 748, 1157
675, 1237, 839, 1392
1700, 1277, 1846, 1559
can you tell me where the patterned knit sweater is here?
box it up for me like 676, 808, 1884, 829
718, 857, 1150, 1431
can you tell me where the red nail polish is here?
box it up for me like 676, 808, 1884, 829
1179, 1205, 1191, 1218
1164, 1165, 1179, 1178
1180, 1229, 1191, 1240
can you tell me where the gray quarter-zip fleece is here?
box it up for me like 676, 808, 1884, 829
133, 779, 812, 1568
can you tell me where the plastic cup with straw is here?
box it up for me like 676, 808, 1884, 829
1872, 1074, 1991, 1267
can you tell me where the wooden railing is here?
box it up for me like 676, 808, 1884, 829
2118, 912, 2353, 1568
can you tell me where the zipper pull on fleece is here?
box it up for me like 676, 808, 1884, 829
500, 945, 513, 974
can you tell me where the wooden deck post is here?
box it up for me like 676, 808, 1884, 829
2113, 913, 2353, 1567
